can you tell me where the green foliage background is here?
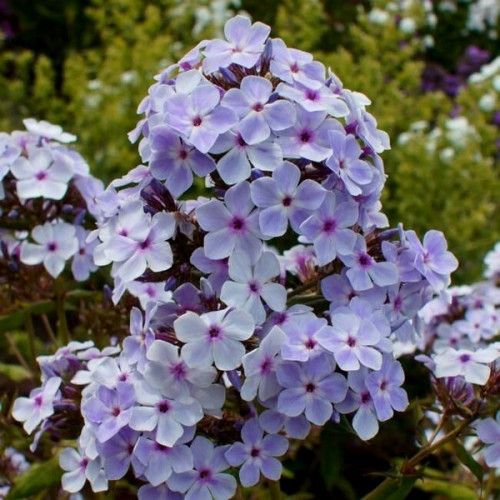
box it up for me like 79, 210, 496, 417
1, 0, 499, 280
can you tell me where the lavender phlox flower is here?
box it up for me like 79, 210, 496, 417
325, 130, 374, 196
59, 446, 107, 493
129, 379, 203, 447
241, 325, 287, 401
126, 281, 173, 309
163, 80, 237, 154
122, 305, 157, 371
278, 245, 316, 282
484, 241, 500, 279
195, 181, 263, 262
86, 354, 136, 390
36, 340, 93, 380
259, 408, 311, 439
144, 340, 219, 399
405, 230, 459, 292
270, 38, 325, 89
433, 346, 499, 385
174, 307, 255, 371
220, 251, 287, 325
10, 146, 73, 200
202, 15, 270, 74
148, 125, 216, 196
276, 353, 348, 425
12, 377, 61, 434
222, 75, 296, 145
168, 436, 236, 499
105, 208, 175, 283
335, 368, 379, 440
276, 107, 341, 162
341, 236, 399, 291
276, 80, 349, 117
250, 161, 326, 236
365, 356, 408, 421
321, 271, 386, 313
317, 311, 383, 371
476, 412, 500, 467
190, 247, 229, 294
381, 240, 422, 283
82, 382, 136, 443
96, 426, 139, 480
354, 185, 389, 233
71, 226, 98, 281
177, 40, 209, 72
260, 304, 313, 337
133, 427, 194, 486
384, 282, 424, 330
280, 313, 330, 362
20, 221, 78, 278
209, 128, 282, 184
453, 307, 496, 342
23, 118, 77, 143
433, 323, 471, 353
299, 191, 358, 266
225, 418, 289, 486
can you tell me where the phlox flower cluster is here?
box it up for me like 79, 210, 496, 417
13, 16, 459, 497
0, 119, 103, 280
416, 241, 500, 468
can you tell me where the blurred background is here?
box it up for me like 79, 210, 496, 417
0, 0, 499, 283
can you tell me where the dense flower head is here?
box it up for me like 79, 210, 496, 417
0, 119, 103, 280
12, 15, 460, 496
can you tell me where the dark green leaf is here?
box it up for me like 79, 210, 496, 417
455, 442, 484, 484
0, 363, 32, 382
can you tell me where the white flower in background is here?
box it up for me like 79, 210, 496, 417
23, 118, 76, 143
20, 221, 78, 278
399, 18, 417, 34
478, 93, 497, 112
368, 8, 390, 25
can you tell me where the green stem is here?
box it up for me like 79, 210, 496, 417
268, 479, 283, 500
25, 314, 38, 370
5, 332, 32, 374
56, 294, 71, 345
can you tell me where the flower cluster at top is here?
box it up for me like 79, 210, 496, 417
12, 15, 459, 498
0, 119, 103, 281
415, 241, 500, 468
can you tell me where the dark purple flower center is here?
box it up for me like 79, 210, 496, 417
35, 170, 48, 181
290, 62, 299, 73
154, 442, 170, 452
393, 295, 402, 312
250, 446, 261, 457
459, 354, 471, 363
299, 130, 312, 143
47, 242, 58, 252
305, 89, 319, 101
305, 382, 316, 393
231, 217, 245, 231
260, 357, 273, 375
78, 247, 86, 256
170, 362, 187, 380
248, 281, 260, 294
119, 229, 128, 237
305, 338, 316, 350
33, 395, 43, 407
112, 407, 121, 417
178, 149, 188, 160
157, 401, 171, 413
192, 116, 203, 127
282, 196, 292, 207
237, 134, 247, 147
208, 326, 221, 339
118, 373, 128, 382
361, 392, 371, 404
379, 379, 388, 391
357, 253, 372, 267
199, 468, 212, 481
139, 239, 151, 250
253, 102, 264, 112
322, 219, 337, 233
347, 336, 356, 347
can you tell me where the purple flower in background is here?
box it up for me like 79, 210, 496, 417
276, 354, 348, 425
202, 15, 270, 74
174, 308, 255, 371
476, 412, 500, 467
23, 118, 77, 143
71, 226, 98, 281
20, 221, 78, 278
98, 427, 139, 480
406, 230, 458, 292
250, 161, 326, 236
12, 377, 61, 434
164, 83, 237, 153
168, 436, 237, 500
300, 192, 358, 266
225, 418, 289, 486
59, 447, 107, 493
196, 181, 263, 261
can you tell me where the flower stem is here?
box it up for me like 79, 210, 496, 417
268, 479, 283, 500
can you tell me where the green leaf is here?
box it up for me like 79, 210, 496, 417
362, 476, 418, 500
320, 433, 341, 489
6, 455, 62, 499
0, 362, 32, 382
414, 478, 477, 499
0, 301, 56, 332
455, 442, 484, 484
